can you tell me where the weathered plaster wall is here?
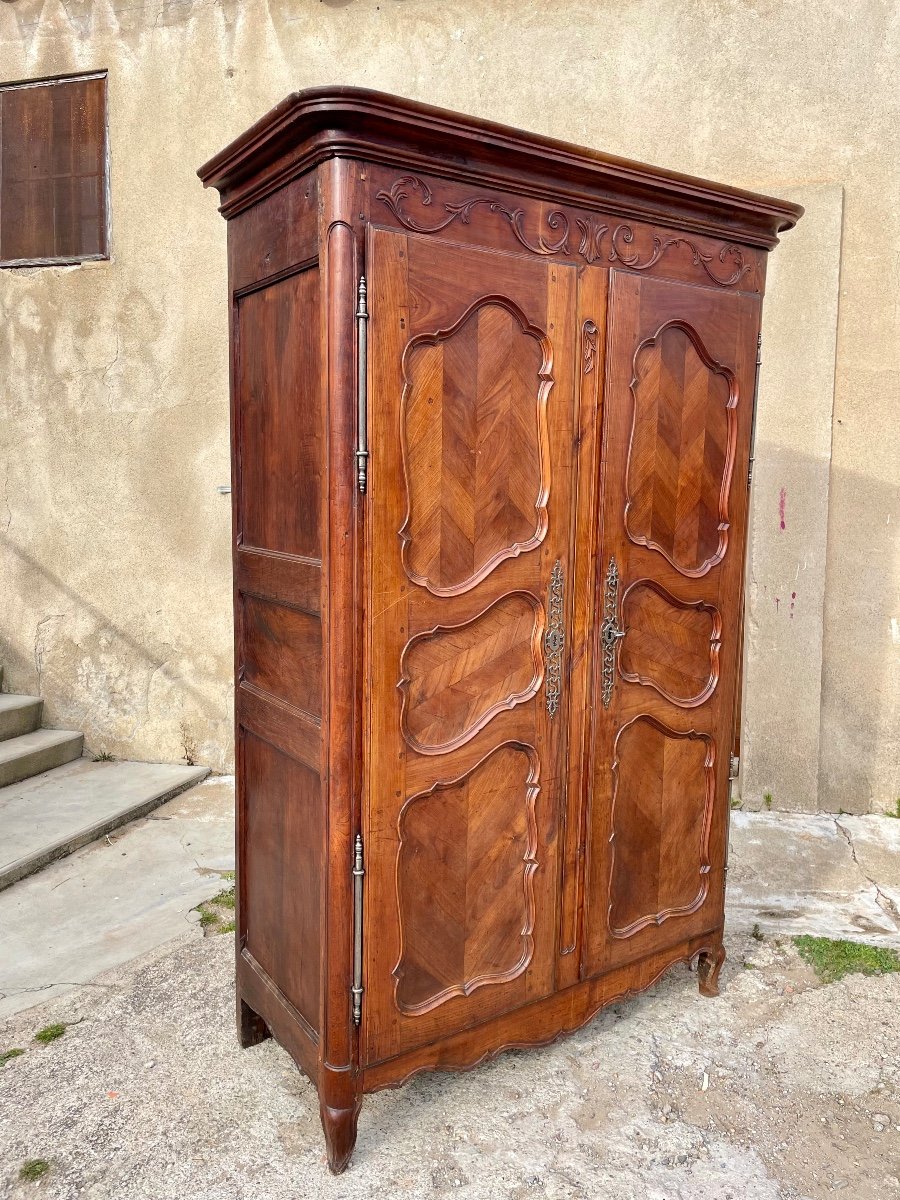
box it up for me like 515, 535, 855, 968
0, 0, 897, 806
740, 184, 843, 812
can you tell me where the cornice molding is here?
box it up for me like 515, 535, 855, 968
198, 86, 803, 247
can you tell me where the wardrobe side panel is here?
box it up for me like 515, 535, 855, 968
229, 172, 325, 1048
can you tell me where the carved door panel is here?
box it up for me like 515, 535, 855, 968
582, 270, 760, 978
363, 228, 578, 1066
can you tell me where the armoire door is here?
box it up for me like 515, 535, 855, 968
362, 227, 578, 1066
582, 270, 760, 978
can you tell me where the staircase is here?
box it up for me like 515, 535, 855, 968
0, 668, 209, 891
0, 671, 84, 787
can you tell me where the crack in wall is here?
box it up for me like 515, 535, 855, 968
2, 461, 10, 532
834, 817, 900, 927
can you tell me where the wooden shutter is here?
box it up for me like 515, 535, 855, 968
0, 73, 108, 265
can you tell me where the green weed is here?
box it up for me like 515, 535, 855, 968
19, 1160, 51, 1181
33, 1024, 66, 1045
793, 936, 900, 984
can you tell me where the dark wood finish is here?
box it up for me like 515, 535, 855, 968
0, 72, 108, 265
199, 87, 801, 1173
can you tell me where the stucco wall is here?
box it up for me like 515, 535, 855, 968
0, 0, 897, 809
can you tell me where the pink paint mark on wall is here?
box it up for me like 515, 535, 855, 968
779, 487, 787, 531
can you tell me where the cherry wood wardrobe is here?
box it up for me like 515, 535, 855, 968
199, 88, 801, 1172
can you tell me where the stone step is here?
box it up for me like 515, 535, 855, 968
0, 694, 43, 742
0, 758, 211, 892
0, 728, 85, 789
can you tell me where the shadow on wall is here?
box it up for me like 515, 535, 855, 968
0, 535, 232, 770
0, 451, 895, 803
742, 447, 898, 815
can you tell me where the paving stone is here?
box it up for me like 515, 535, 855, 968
0, 758, 209, 890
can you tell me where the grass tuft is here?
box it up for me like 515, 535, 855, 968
209, 884, 235, 909
885, 799, 900, 819
763, 792, 773, 811
34, 1023, 66, 1045
793, 935, 900, 984
1, 1048, 25, 1065
195, 875, 237, 935
19, 1159, 51, 1181
92, 750, 115, 762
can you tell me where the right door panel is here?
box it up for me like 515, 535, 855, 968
583, 269, 760, 977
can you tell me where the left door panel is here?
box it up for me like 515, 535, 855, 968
363, 228, 578, 1067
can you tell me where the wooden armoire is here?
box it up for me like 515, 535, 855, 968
199, 88, 801, 1172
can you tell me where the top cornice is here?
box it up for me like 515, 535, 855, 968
198, 86, 803, 248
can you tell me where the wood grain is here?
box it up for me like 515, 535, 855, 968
625, 321, 737, 577
619, 579, 721, 706
583, 270, 759, 980
400, 592, 543, 754
400, 297, 552, 595
394, 743, 538, 1014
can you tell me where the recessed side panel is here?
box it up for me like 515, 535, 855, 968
238, 268, 322, 561
242, 593, 323, 719
242, 731, 322, 1031
230, 199, 325, 1056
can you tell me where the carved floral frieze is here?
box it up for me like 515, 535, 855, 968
376, 175, 753, 287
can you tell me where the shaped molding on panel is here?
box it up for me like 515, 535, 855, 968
399, 592, 544, 755
399, 296, 552, 596
393, 742, 539, 1015
608, 715, 714, 938
624, 321, 738, 578
619, 579, 721, 707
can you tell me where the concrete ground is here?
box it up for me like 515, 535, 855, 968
1, 759, 209, 892
0, 777, 233, 1019
1, 781, 898, 1199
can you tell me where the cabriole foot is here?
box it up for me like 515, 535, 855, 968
697, 945, 727, 997
320, 1099, 361, 1174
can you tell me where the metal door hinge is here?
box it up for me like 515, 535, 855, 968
729, 754, 740, 780
351, 833, 365, 1026
748, 332, 762, 489
356, 276, 369, 494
